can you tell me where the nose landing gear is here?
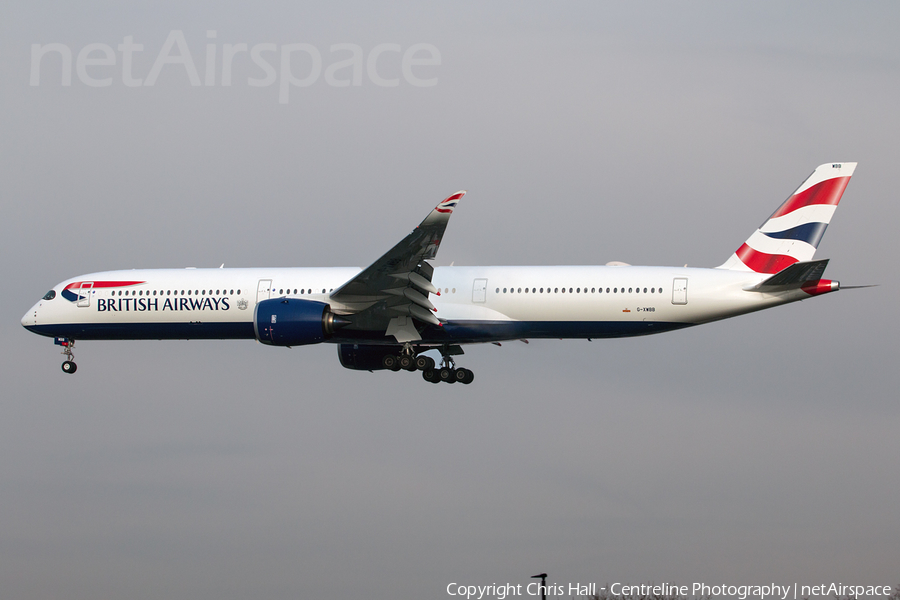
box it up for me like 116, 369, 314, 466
55, 338, 77, 374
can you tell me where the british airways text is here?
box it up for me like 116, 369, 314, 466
96, 297, 231, 312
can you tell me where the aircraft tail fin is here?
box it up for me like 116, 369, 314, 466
718, 163, 856, 273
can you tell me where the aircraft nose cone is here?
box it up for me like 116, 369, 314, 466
22, 304, 37, 328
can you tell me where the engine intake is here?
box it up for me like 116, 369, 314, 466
254, 298, 342, 346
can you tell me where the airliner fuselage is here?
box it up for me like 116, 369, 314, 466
22, 264, 823, 343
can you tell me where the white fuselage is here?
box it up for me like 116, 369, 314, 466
22, 264, 814, 345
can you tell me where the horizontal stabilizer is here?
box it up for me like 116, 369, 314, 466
744, 259, 829, 292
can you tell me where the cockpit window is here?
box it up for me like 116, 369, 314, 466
43, 290, 56, 300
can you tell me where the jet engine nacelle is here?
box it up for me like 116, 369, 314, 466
254, 298, 341, 346
337, 344, 404, 370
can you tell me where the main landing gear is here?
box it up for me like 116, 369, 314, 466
381, 344, 474, 385
56, 337, 77, 374
425, 357, 474, 385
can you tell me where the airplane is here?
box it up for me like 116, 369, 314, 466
22, 162, 857, 384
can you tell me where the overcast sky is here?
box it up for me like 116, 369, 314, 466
1, 2, 898, 599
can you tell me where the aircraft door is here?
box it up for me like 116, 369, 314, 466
672, 278, 688, 305
257, 279, 272, 305
472, 278, 487, 303
77, 282, 94, 307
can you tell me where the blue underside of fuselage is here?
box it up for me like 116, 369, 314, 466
24, 320, 693, 343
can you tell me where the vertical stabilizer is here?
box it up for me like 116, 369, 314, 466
718, 163, 856, 273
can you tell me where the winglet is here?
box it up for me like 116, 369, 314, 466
419, 191, 466, 227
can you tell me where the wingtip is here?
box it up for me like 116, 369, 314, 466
433, 190, 466, 214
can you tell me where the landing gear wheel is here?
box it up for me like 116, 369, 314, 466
454, 368, 474, 384
399, 355, 417, 371
415, 355, 435, 371
58, 339, 77, 374
439, 367, 456, 383
422, 369, 440, 383
382, 355, 401, 371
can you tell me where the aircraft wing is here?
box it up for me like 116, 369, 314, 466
329, 191, 466, 342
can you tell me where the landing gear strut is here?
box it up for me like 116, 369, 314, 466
56, 338, 77, 374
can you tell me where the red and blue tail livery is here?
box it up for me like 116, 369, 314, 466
22, 163, 860, 383
719, 163, 856, 273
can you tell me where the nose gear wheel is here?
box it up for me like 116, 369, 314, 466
59, 339, 77, 374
